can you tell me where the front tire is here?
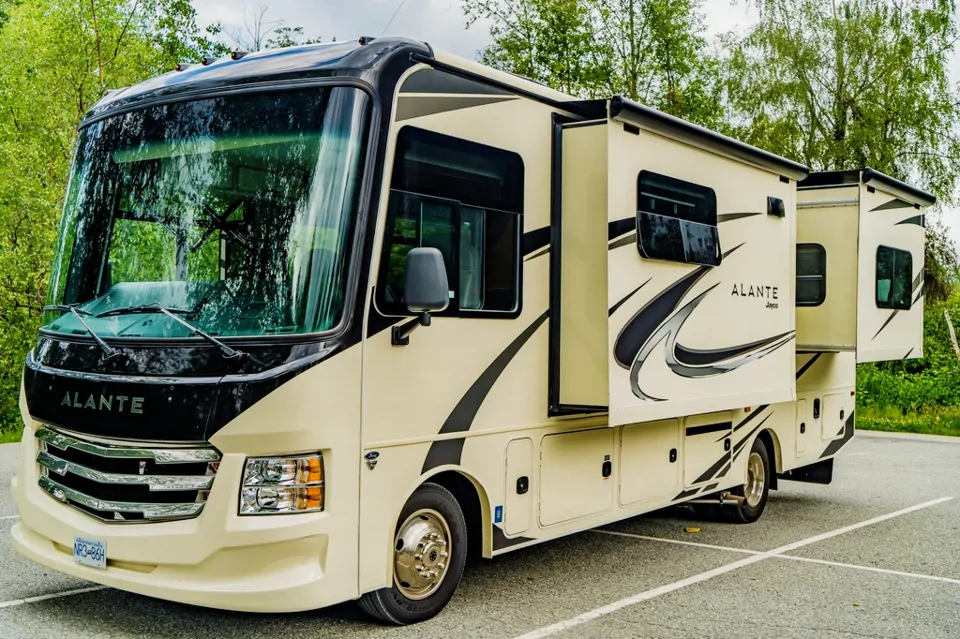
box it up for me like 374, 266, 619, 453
724, 437, 771, 524
358, 482, 467, 625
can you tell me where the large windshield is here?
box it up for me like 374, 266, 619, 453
42, 86, 371, 340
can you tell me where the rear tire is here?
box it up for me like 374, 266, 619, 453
358, 482, 467, 625
724, 437, 771, 524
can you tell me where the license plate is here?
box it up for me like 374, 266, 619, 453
73, 536, 106, 569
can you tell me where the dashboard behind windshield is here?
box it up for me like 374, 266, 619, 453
42, 85, 372, 340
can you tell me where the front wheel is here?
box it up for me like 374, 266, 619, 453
358, 482, 467, 625
724, 437, 771, 524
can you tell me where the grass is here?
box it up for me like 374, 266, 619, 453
855, 405, 960, 437
0, 429, 21, 444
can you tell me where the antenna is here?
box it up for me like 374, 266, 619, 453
381, 0, 408, 35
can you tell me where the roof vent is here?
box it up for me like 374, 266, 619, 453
174, 63, 196, 72
200, 57, 217, 66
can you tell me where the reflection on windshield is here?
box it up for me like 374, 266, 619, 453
43, 86, 371, 340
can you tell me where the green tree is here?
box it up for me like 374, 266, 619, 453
227, 5, 324, 51
720, 0, 960, 299
0, 0, 222, 435
462, 0, 723, 125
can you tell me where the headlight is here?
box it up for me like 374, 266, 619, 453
239, 453, 324, 515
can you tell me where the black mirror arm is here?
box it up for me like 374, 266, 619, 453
391, 311, 432, 346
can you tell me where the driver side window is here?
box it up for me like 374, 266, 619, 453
375, 127, 524, 318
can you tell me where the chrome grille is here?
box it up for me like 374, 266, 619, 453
35, 427, 220, 524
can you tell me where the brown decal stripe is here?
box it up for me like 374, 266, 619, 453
820, 412, 855, 458
492, 526, 534, 551
895, 214, 925, 227
796, 353, 822, 380
871, 198, 914, 211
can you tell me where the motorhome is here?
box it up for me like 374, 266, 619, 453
10, 37, 934, 624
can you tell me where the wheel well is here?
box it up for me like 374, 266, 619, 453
427, 471, 483, 560
757, 429, 780, 491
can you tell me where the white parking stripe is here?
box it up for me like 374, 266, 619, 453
593, 529, 758, 555
776, 554, 960, 586
0, 587, 106, 610
510, 496, 954, 639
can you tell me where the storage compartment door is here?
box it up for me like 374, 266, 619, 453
795, 399, 810, 456
683, 412, 733, 489
821, 393, 851, 441
856, 185, 926, 362
619, 419, 681, 506
539, 429, 614, 527
504, 438, 534, 536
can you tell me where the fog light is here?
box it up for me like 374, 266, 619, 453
239, 453, 324, 515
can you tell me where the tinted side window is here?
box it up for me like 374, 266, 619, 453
636, 171, 720, 266
796, 243, 826, 306
876, 245, 913, 310
376, 127, 523, 317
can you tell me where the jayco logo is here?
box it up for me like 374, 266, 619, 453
61, 392, 144, 414
731, 283, 779, 310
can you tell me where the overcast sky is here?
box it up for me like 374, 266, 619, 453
192, 0, 960, 245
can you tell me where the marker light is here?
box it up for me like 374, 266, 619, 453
239, 454, 324, 515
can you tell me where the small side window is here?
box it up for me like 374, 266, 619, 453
796, 244, 826, 306
876, 245, 913, 310
636, 171, 720, 266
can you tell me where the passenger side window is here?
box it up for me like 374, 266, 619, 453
796, 244, 826, 306
876, 245, 912, 310
376, 127, 523, 317
636, 171, 720, 266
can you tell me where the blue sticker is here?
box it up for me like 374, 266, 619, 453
494, 505, 503, 523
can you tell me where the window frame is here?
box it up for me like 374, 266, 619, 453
635, 170, 721, 267
374, 126, 524, 320
875, 244, 913, 311
796, 243, 826, 307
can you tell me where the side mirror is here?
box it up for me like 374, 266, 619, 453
392, 247, 449, 346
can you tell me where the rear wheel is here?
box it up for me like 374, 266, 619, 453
724, 437, 771, 524
358, 482, 467, 625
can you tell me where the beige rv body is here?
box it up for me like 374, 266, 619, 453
10, 42, 929, 617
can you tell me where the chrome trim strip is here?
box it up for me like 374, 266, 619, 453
37, 451, 214, 492
36, 428, 220, 464
38, 475, 205, 520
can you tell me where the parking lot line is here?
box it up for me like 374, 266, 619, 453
593, 529, 758, 555
775, 554, 960, 586
0, 587, 106, 610
509, 496, 954, 639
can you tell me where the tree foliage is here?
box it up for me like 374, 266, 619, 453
462, 0, 724, 125
0, 0, 222, 433
719, 0, 960, 300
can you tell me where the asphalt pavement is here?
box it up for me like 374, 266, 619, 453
1, 430, 958, 639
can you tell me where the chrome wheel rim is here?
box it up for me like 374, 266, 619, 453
394, 508, 452, 600
744, 451, 765, 508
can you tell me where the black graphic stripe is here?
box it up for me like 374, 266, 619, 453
672, 487, 701, 501
609, 278, 653, 317
493, 527, 534, 551
523, 227, 550, 256
716, 461, 731, 480
873, 310, 899, 340
820, 412, 855, 458
733, 414, 772, 458
396, 96, 516, 121
613, 243, 744, 369
796, 353, 822, 380
717, 212, 762, 223
608, 217, 636, 240
676, 331, 794, 367
871, 198, 914, 211
914, 289, 923, 305
726, 404, 771, 440
422, 311, 549, 473
609, 233, 637, 251
913, 271, 924, 292
703, 483, 719, 492
692, 453, 730, 485
524, 246, 550, 261
400, 68, 515, 95
896, 215, 925, 227
686, 422, 732, 437
903, 347, 914, 359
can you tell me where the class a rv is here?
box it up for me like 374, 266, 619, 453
10, 37, 934, 624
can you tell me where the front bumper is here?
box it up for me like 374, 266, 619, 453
10, 426, 355, 613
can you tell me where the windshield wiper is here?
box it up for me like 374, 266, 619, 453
43, 305, 119, 360
95, 303, 247, 360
